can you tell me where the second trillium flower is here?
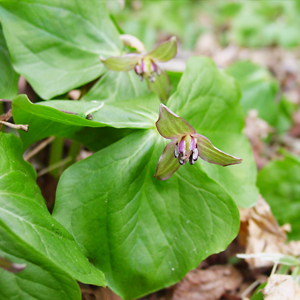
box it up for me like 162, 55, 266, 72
155, 104, 243, 180
100, 36, 177, 101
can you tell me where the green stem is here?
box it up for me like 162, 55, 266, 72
0, 102, 4, 132
49, 137, 64, 179
63, 140, 82, 171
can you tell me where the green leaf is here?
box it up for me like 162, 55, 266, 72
226, 61, 279, 126
53, 130, 240, 300
0, 219, 81, 300
0, 0, 122, 99
12, 94, 159, 149
168, 57, 258, 207
251, 283, 266, 300
146, 36, 177, 62
83, 71, 148, 102
0, 24, 19, 99
0, 132, 106, 285
166, 71, 183, 96
257, 152, 300, 240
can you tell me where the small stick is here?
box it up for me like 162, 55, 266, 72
0, 99, 12, 103
0, 120, 28, 132
24, 136, 55, 161
240, 279, 260, 299
37, 156, 72, 177
0, 109, 12, 121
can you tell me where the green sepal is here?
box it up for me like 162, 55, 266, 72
156, 104, 195, 139
100, 54, 141, 72
146, 36, 177, 62
195, 134, 243, 166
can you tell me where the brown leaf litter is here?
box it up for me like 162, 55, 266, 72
171, 265, 242, 300
239, 195, 300, 268
263, 274, 300, 300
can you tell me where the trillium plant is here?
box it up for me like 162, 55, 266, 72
101, 35, 177, 100
0, 2, 258, 300
155, 104, 242, 180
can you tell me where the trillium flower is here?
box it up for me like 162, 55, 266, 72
155, 104, 243, 180
100, 36, 177, 101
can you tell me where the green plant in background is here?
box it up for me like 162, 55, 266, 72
257, 151, 300, 241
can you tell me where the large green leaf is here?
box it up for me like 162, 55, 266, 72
0, 24, 19, 99
0, 132, 106, 286
257, 151, 300, 240
168, 57, 258, 207
53, 130, 239, 300
12, 94, 159, 149
0, 0, 121, 99
83, 71, 148, 102
226, 61, 279, 126
0, 219, 81, 300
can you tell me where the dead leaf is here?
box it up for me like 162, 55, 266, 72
171, 265, 242, 300
263, 274, 300, 300
239, 196, 300, 268
80, 284, 122, 300
243, 110, 273, 169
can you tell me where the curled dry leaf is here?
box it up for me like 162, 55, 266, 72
171, 265, 242, 300
263, 274, 300, 300
239, 196, 300, 268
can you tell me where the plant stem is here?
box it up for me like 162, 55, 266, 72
63, 140, 82, 171
0, 102, 4, 132
24, 136, 55, 161
48, 137, 64, 179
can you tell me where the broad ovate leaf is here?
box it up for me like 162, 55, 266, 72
0, 0, 122, 99
168, 57, 258, 207
12, 94, 159, 149
0, 132, 106, 286
83, 71, 148, 102
53, 130, 240, 300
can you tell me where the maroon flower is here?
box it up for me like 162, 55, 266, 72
155, 104, 242, 180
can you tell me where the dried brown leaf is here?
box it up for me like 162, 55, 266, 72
80, 284, 122, 300
239, 196, 300, 268
263, 274, 300, 300
172, 265, 242, 300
